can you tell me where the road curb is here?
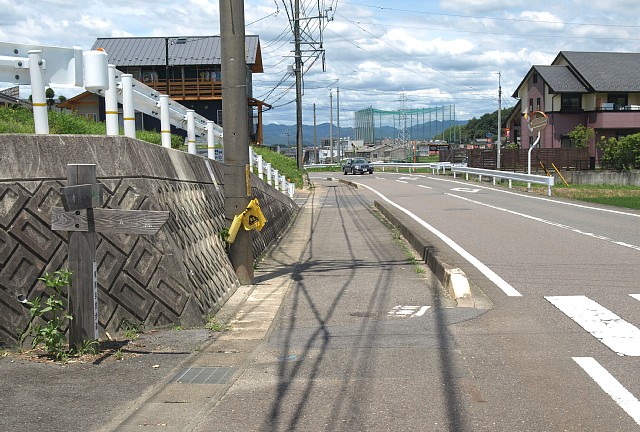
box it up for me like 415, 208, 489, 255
373, 200, 475, 307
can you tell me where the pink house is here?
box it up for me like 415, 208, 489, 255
507, 51, 640, 162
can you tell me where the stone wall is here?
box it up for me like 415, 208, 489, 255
0, 134, 297, 346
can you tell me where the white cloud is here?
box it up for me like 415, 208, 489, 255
3, 0, 640, 126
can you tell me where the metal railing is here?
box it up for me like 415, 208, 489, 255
451, 166, 555, 196
250, 147, 295, 198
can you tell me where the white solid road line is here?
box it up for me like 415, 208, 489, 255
573, 357, 640, 425
354, 181, 522, 297
447, 193, 640, 252
546, 295, 640, 356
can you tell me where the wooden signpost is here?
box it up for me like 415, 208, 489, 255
51, 164, 169, 348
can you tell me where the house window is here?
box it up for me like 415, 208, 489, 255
608, 94, 628, 110
561, 134, 573, 148
529, 136, 533, 147
561, 93, 582, 111
217, 110, 223, 126
529, 98, 534, 112
536, 98, 541, 111
533, 73, 538, 84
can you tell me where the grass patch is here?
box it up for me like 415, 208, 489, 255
252, 145, 305, 189
527, 183, 640, 209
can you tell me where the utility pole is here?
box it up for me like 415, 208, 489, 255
294, 0, 304, 169
497, 71, 502, 171
329, 91, 333, 163
313, 103, 317, 164
220, 0, 253, 284
337, 86, 341, 160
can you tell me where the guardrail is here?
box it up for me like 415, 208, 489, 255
305, 161, 464, 175
451, 166, 555, 196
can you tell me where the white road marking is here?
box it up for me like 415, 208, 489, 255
418, 185, 432, 190
447, 193, 640, 252
573, 357, 640, 425
388, 305, 431, 317
546, 295, 640, 356
427, 175, 640, 219
354, 182, 522, 297
630, 294, 640, 302
450, 187, 480, 193
396, 180, 408, 184
398, 177, 418, 181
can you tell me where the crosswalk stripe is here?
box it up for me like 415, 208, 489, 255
573, 357, 640, 425
630, 294, 640, 302
546, 295, 640, 356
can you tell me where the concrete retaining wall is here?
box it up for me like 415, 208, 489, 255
560, 170, 640, 186
0, 134, 297, 346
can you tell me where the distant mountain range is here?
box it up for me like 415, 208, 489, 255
262, 120, 467, 146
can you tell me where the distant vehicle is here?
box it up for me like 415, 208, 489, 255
342, 158, 373, 175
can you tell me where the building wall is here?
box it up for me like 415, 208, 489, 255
0, 134, 297, 347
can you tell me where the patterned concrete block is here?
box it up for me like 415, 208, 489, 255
0, 135, 297, 346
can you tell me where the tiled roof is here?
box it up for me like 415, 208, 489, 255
534, 65, 588, 93
91, 36, 261, 70
556, 51, 640, 92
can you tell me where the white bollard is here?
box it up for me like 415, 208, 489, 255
121, 74, 136, 138
249, 146, 254, 170
186, 109, 196, 154
257, 155, 264, 181
159, 95, 171, 148
274, 169, 280, 189
27, 50, 48, 134
266, 163, 272, 186
105, 65, 119, 136
207, 121, 216, 159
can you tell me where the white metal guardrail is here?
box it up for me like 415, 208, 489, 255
451, 166, 555, 196
249, 147, 295, 198
305, 161, 463, 175
0, 40, 294, 201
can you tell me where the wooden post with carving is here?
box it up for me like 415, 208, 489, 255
51, 164, 169, 349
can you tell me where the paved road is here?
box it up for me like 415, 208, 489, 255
337, 170, 640, 430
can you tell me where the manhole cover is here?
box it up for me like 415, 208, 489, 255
169, 367, 235, 384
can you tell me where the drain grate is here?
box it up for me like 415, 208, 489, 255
169, 367, 235, 385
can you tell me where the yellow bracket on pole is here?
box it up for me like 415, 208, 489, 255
225, 198, 267, 244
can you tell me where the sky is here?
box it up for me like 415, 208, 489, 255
2, 0, 640, 127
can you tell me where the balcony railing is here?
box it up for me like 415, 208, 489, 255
146, 78, 222, 100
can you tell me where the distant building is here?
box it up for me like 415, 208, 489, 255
507, 51, 640, 159
61, 36, 270, 143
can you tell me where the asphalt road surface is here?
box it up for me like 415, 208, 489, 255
335, 170, 640, 431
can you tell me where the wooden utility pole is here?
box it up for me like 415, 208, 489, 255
294, 0, 304, 169
220, 0, 253, 284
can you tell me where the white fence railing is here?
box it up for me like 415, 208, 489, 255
250, 147, 295, 198
451, 166, 555, 196
0, 40, 294, 200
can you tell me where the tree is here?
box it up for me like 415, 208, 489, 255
568, 124, 594, 148
45, 87, 55, 111
598, 133, 640, 170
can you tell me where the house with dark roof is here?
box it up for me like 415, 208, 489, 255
61, 36, 269, 144
506, 51, 640, 160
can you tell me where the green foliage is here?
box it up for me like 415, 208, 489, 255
598, 133, 640, 170
434, 108, 511, 143
19, 270, 74, 361
0, 105, 183, 147
205, 315, 230, 332
568, 124, 595, 148
120, 318, 144, 340
253, 145, 304, 188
